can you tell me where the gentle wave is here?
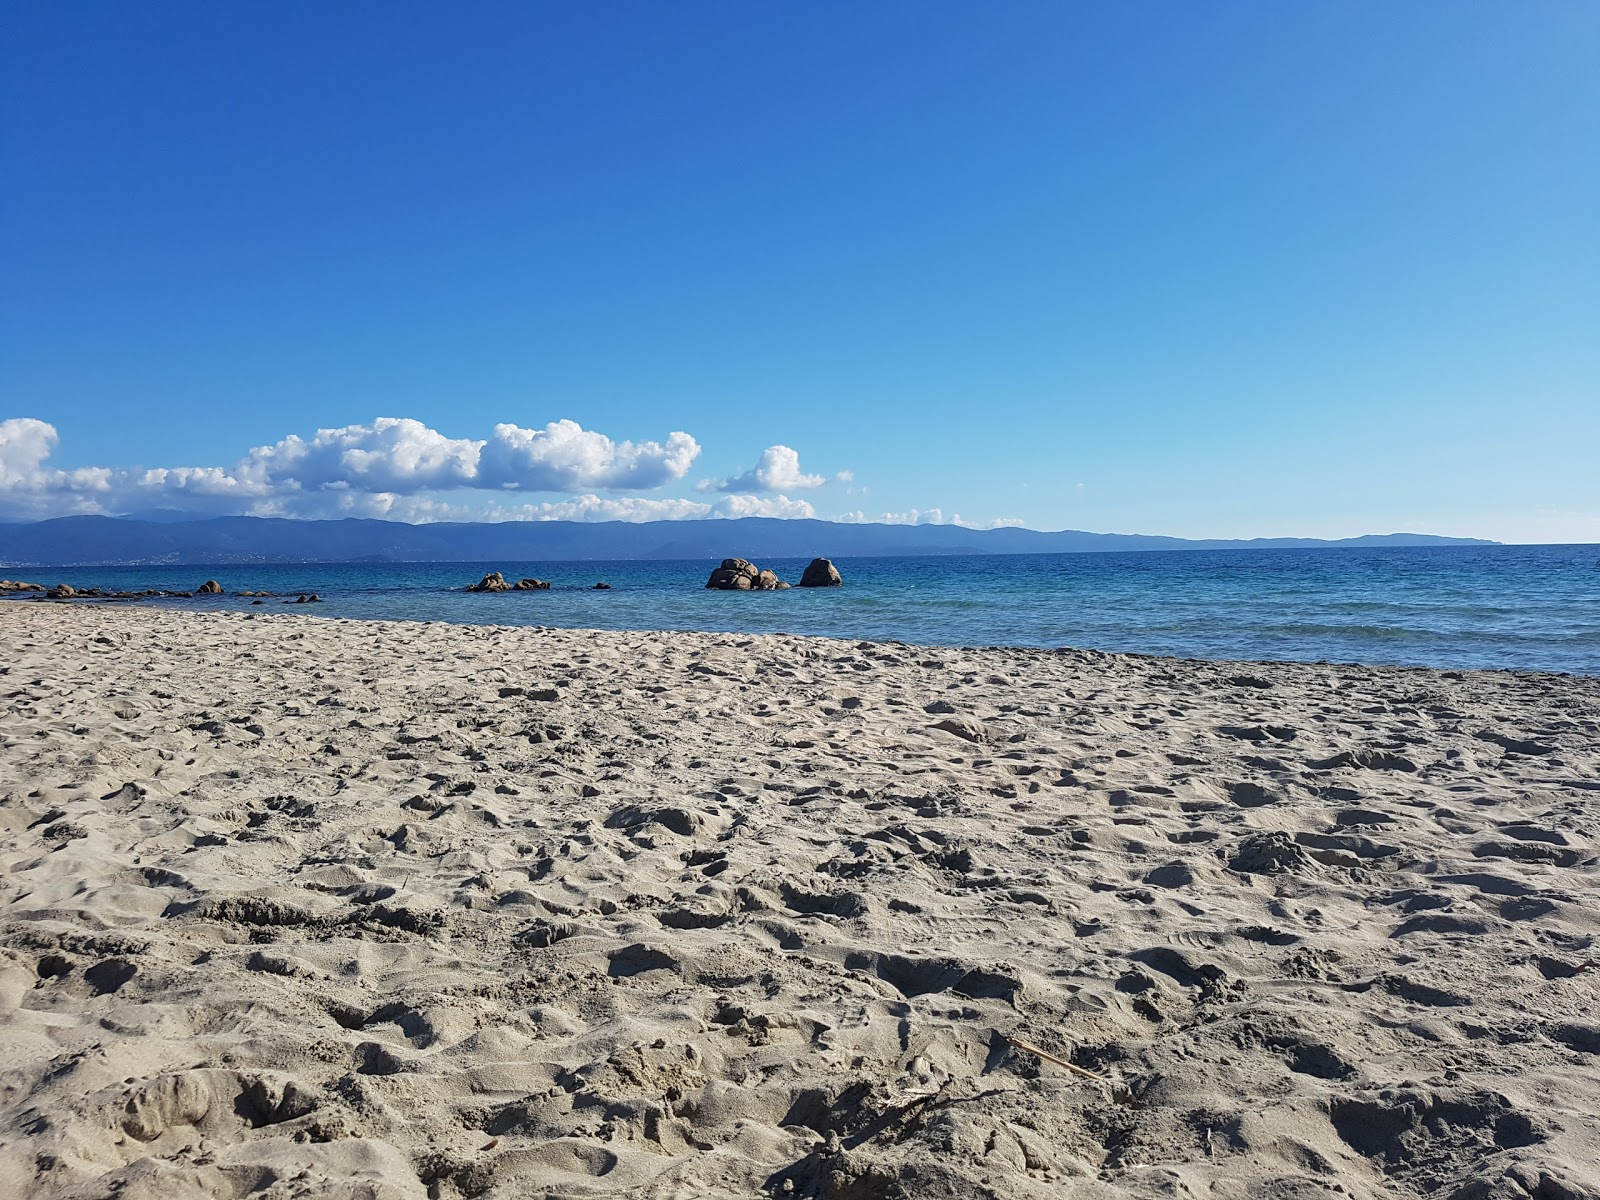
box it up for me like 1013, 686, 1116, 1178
9, 544, 1599, 674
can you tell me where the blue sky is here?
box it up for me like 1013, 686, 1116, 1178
1, 2, 1595, 541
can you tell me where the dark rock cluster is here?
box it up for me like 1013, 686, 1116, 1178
704, 559, 789, 590
465, 572, 550, 592
30, 584, 197, 601
705, 557, 844, 590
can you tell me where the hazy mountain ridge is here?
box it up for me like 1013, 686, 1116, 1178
0, 515, 1497, 567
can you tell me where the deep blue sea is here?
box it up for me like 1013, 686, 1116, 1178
9, 545, 1599, 675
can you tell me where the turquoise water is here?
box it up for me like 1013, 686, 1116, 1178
10, 545, 1600, 674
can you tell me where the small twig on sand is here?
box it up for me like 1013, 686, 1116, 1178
1005, 1036, 1107, 1083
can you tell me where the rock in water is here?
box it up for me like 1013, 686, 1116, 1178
798, 558, 842, 588
592, 582, 611, 589
467, 572, 512, 593
512, 578, 550, 590
197, 580, 223, 594
706, 559, 760, 590
755, 569, 782, 590
46, 583, 76, 598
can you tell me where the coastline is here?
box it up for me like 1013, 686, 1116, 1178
2, 604, 1597, 1198
5, 540, 1600, 677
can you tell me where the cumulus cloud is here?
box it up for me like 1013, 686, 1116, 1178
0, 418, 58, 485
481, 420, 701, 492
241, 418, 484, 493
698, 445, 840, 494
0, 416, 822, 524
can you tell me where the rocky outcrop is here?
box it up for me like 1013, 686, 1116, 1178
0, 579, 45, 593
197, 580, 223, 594
238, 591, 274, 598
467, 572, 549, 592
798, 558, 842, 588
706, 559, 759, 590
287, 594, 323, 604
705, 558, 801, 590
21, 583, 195, 601
592, 582, 611, 590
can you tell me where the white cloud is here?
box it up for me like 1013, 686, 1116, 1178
0, 417, 830, 524
0, 418, 58, 485
710, 494, 818, 519
241, 418, 484, 493
698, 445, 837, 494
833, 507, 1023, 530
838, 507, 948, 526
496, 495, 717, 523
481, 420, 700, 491
0, 416, 713, 519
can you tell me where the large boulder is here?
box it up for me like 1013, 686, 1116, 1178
755, 569, 782, 591
467, 572, 512, 593
706, 559, 760, 590
197, 580, 223, 594
798, 558, 842, 588
46, 583, 76, 599
512, 578, 550, 590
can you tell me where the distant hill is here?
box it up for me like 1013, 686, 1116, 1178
0, 514, 1498, 567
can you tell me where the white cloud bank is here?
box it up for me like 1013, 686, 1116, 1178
0, 417, 830, 523
238, 417, 701, 494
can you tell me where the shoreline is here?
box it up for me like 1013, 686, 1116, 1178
6, 542, 1599, 677
4, 598, 1596, 680
2, 603, 1597, 1199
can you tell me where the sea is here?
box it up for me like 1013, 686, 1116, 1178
8, 544, 1599, 676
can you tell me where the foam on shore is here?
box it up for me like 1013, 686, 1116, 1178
2, 604, 1597, 1199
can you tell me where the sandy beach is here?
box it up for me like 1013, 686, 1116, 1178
1, 601, 1597, 1200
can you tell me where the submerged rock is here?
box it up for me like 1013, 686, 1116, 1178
512, 578, 550, 590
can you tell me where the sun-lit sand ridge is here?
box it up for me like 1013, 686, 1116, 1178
2, 602, 1597, 1200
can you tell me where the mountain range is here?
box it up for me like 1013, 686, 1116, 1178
0, 515, 1497, 567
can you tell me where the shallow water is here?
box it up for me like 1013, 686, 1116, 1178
10, 544, 1599, 674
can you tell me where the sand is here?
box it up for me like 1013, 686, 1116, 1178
1, 602, 1597, 1200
